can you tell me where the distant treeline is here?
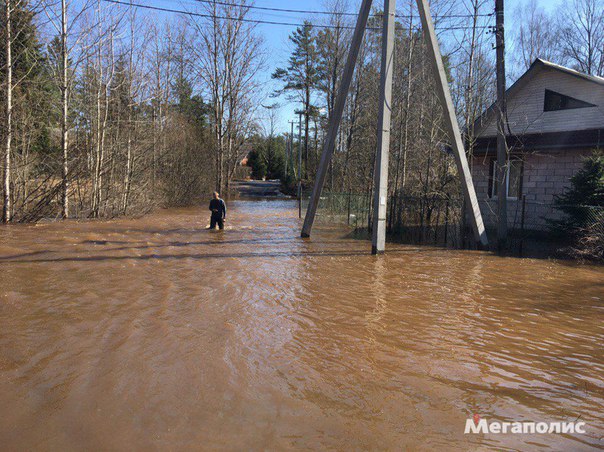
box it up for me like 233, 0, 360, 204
263, 0, 603, 209
1, 0, 602, 222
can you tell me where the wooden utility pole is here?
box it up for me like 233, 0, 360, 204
285, 132, 289, 178
3, 0, 12, 223
371, 0, 397, 254
301, 0, 373, 237
416, 0, 488, 246
495, 0, 508, 251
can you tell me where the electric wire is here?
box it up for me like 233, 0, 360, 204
101, 0, 494, 32
176, 0, 494, 19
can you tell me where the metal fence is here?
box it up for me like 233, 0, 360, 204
302, 191, 467, 247
301, 191, 372, 229
388, 194, 466, 247
501, 200, 604, 256
578, 206, 604, 236
479, 197, 604, 235
302, 190, 604, 253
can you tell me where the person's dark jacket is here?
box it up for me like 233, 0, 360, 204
209, 198, 227, 219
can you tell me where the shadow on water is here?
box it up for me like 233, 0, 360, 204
1, 248, 437, 265
81, 236, 348, 250
0, 250, 52, 261
342, 224, 604, 264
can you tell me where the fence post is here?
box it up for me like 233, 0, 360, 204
434, 204, 440, 243
347, 192, 351, 225
444, 198, 450, 247
519, 194, 526, 257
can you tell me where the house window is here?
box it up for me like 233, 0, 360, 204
543, 89, 595, 112
489, 158, 523, 199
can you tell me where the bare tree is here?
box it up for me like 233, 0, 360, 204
88, 0, 120, 216
187, 0, 264, 192
2, 0, 13, 223
43, 0, 95, 219
59, 0, 67, 217
120, 2, 136, 214
557, 0, 604, 76
511, 0, 558, 73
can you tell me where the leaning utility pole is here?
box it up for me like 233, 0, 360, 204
495, 0, 508, 252
301, 0, 373, 237
371, 0, 397, 254
416, 0, 488, 247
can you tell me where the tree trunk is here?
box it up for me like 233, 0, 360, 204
123, 8, 135, 215
3, 0, 12, 223
60, 0, 69, 218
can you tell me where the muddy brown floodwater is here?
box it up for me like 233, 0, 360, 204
1, 198, 603, 450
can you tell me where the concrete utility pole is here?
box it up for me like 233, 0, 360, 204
495, 0, 508, 252
371, 0, 397, 254
301, 0, 373, 237
298, 112, 303, 219
416, 0, 488, 247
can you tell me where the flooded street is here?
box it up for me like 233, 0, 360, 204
1, 196, 603, 450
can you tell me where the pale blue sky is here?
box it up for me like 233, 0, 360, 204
119, 0, 560, 132
235, 0, 559, 132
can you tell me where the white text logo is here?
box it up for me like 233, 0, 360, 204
464, 415, 586, 435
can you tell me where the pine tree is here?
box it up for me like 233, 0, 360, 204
272, 21, 320, 179
553, 152, 604, 231
171, 76, 208, 127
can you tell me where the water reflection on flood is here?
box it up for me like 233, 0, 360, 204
0, 199, 603, 450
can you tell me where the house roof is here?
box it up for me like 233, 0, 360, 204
472, 59, 604, 136
535, 59, 604, 86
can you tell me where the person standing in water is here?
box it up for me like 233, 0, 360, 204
208, 191, 227, 230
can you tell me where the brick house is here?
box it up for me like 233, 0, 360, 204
470, 59, 604, 230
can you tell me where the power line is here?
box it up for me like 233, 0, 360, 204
101, 0, 493, 32
175, 0, 494, 20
